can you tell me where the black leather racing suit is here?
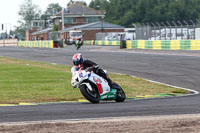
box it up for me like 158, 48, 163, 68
81, 60, 113, 86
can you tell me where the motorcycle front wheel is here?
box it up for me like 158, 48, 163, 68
112, 82, 126, 102
115, 89, 126, 102
79, 84, 100, 103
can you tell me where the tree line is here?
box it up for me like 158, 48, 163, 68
89, 0, 200, 27
13, 0, 200, 39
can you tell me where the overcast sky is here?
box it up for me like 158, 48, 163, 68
0, 0, 91, 31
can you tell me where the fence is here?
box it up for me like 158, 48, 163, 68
48, 31, 62, 41
134, 21, 197, 40
0, 39, 18, 46
96, 32, 133, 41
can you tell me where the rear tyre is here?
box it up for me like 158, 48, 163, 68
80, 84, 100, 103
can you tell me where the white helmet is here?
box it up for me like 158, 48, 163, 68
72, 53, 84, 66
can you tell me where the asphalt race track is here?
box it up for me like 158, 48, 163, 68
0, 46, 200, 123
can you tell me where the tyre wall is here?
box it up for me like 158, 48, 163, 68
126, 40, 200, 50
18, 41, 54, 48
84, 40, 120, 46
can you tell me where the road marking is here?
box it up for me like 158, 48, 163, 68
19, 103, 37, 106
78, 99, 89, 102
115, 72, 199, 97
144, 78, 199, 96
0, 104, 17, 106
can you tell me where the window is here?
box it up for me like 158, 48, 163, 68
64, 18, 72, 24
83, 17, 98, 23
33, 22, 38, 27
93, 17, 98, 22
55, 19, 60, 25
72, 18, 77, 23
88, 17, 93, 23
39, 22, 43, 27
64, 17, 77, 24
83, 17, 88, 23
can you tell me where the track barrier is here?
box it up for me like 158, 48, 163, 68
0, 39, 18, 47
18, 41, 54, 48
126, 40, 200, 50
84, 40, 120, 46
17, 40, 200, 50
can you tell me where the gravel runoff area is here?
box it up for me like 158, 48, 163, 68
0, 114, 200, 133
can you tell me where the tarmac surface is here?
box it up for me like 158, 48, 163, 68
0, 45, 200, 123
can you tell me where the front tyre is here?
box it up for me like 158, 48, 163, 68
79, 84, 100, 103
112, 82, 126, 102
115, 89, 126, 102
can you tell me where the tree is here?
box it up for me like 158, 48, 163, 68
67, 0, 87, 7
53, 25, 59, 31
16, 0, 41, 39
89, 0, 108, 10
14, 23, 26, 40
41, 3, 62, 28
89, 0, 200, 27
18, 0, 41, 27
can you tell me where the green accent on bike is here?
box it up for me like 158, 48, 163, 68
100, 89, 117, 100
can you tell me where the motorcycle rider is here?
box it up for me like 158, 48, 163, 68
75, 38, 82, 50
72, 53, 113, 88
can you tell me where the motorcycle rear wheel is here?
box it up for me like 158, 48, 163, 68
80, 84, 100, 103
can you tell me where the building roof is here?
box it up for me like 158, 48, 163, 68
61, 21, 125, 32
31, 28, 52, 35
53, 3, 104, 18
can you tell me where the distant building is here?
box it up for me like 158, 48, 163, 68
31, 20, 45, 30
51, 2, 104, 30
29, 2, 124, 41
61, 21, 124, 40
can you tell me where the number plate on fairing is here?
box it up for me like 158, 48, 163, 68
79, 72, 83, 78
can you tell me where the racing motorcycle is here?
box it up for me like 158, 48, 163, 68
75, 38, 83, 50
71, 66, 126, 103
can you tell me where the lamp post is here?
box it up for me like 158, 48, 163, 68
151, 22, 156, 40
190, 20, 195, 39
96, 5, 104, 32
161, 22, 166, 40
101, 13, 104, 32
2, 23, 11, 38
177, 21, 183, 40
172, 21, 177, 40
183, 20, 189, 39
166, 21, 171, 40
62, 7, 64, 30
156, 22, 161, 40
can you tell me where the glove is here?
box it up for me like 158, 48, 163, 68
93, 65, 99, 69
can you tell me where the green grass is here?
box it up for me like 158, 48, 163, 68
0, 57, 188, 104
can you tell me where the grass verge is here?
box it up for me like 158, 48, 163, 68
0, 57, 188, 104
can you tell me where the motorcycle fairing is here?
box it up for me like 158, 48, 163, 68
100, 89, 117, 100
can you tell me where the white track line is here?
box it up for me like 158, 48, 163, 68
115, 72, 199, 96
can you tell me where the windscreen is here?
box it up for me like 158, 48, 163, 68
70, 32, 82, 37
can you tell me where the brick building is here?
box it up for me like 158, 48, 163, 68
29, 2, 124, 41
52, 2, 104, 30
61, 21, 124, 40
